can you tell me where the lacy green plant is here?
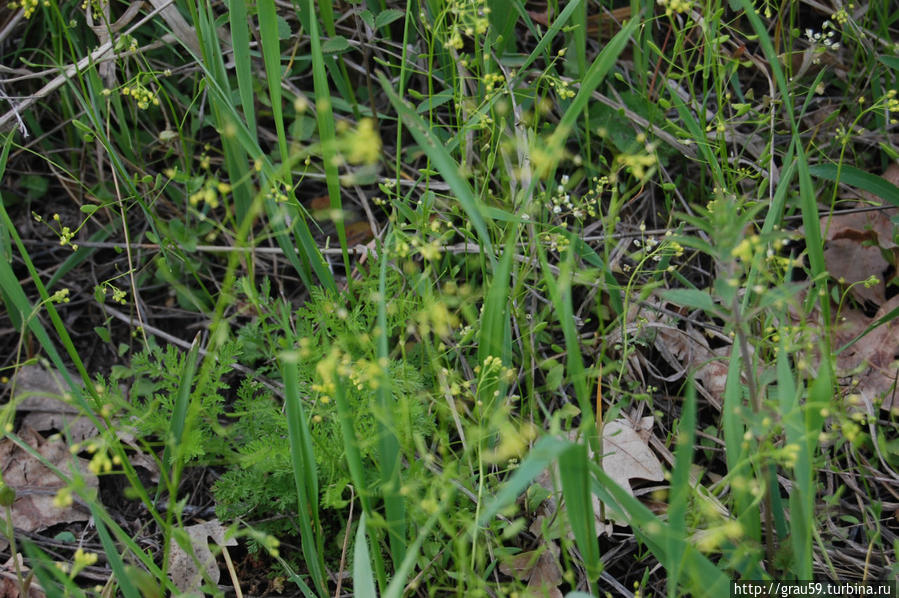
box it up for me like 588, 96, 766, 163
214, 278, 434, 526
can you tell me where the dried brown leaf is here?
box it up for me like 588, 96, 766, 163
833, 294, 899, 412
11, 366, 96, 443
0, 428, 98, 552
498, 542, 563, 598
602, 418, 665, 496
822, 239, 888, 304
168, 520, 237, 593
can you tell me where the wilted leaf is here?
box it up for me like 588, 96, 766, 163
11, 365, 96, 443
168, 520, 237, 593
0, 428, 98, 551
833, 294, 899, 412
498, 539, 563, 598
602, 418, 665, 496
822, 239, 888, 304
0, 554, 45, 598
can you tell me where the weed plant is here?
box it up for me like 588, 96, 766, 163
0, 0, 898, 596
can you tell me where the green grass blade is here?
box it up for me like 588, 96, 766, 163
809, 163, 899, 208
558, 441, 601, 582
281, 351, 328, 596
477, 231, 516, 406
228, 0, 256, 138
378, 72, 496, 264
479, 435, 573, 525
536, 244, 591, 423
588, 464, 731, 596
667, 380, 697, 597
353, 511, 378, 598
305, 0, 352, 279
377, 234, 406, 567
90, 504, 141, 598
733, 0, 828, 319
545, 18, 639, 163
22, 541, 87, 598
258, 0, 289, 163
382, 505, 444, 598
722, 351, 761, 543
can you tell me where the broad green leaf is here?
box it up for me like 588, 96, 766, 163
374, 8, 405, 29
322, 35, 352, 53
809, 163, 899, 209
661, 288, 720, 314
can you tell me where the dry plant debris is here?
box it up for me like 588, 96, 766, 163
0, 427, 97, 550
167, 519, 236, 594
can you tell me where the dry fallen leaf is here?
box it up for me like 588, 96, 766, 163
832, 294, 899, 412
0, 554, 45, 598
823, 239, 889, 304
498, 539, 563, 598
0, 427, 98, 552
168, 519, 237, 594
816, 162, 899, 304
602, 417, 665, 497
11, 365, 96, 443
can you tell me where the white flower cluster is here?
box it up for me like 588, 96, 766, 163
805, 21, 841, 51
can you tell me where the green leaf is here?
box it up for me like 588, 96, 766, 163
321, 35, 352, 53
416, 90, 454, 114
374, 8, 405, 29
359, 9, 375, 30
809, 163, 899, 208
94, 326, 111, 343
353, 512, 377, 598
661, 288, 719, 314
276, 15, 291, 39
878, 55, 899, 71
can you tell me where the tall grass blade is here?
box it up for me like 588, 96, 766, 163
228, 0, 257, 138
479, 435, 573, 525
377, 234, 406, 567
91, 504, 141, 598
536, 244, 591, 422
588, 464, 730, 596
809, 163, 899, 208
666, 380, 697, 596
353, 512, 378, 598
305, 0, 352, 279
558, 442, 601, 583
281, 352, 328, 595
477, 231, 516, 405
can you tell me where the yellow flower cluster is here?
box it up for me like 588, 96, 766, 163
11, 0, 46, 19
547, 77, 576, 100
657, 0, 693, 17
121, 83, 159, 110
343, 118, 382, 165
440, 0, 490, 49
189, 178, 231, 209
887, 89, 898, 124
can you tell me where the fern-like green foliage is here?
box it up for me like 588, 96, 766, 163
213, 274, 434, 530
105, 271, 435, 543
107, 339, 241, 461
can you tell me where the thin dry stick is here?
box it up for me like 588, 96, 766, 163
333, 487, 355, 598
221, 544, 243, 598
